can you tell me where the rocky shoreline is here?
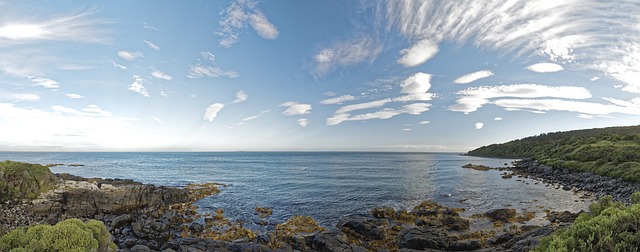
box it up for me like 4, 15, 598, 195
6, 158, 631, 251
506, 159, 640, 203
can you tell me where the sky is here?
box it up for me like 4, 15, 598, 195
1, 0, 640, 152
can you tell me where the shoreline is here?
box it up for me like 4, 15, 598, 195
504, 159, 640, 203
0, 161, 599, 251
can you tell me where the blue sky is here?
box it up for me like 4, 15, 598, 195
1, 0, 640, 151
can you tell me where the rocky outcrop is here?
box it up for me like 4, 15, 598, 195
512, 159, 640, 202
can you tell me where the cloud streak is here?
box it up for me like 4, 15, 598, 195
280, 102, 312, 116
0, 9, 107, 44
526, 63, 563, 73
397, 39, 439, 67
203, 103, 225, 122
449, 84, 592, 113
313, 36, 382, 76
216, 0, 279, 47
143, 40, 160, 51
380, 0, 640, 93
453, 70, 494, 84
232, 90, 247, 104
118, 51, 143, 61
128, 75, 149, 97
320, 95, 357, 105
151, 69, 173, 80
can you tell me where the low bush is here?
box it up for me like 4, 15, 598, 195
534, 193, 640, 252
0, 218, 116, 252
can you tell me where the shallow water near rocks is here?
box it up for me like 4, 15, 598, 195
1, 152, 590, 228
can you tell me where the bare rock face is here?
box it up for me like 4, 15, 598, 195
397, 227, 449, 250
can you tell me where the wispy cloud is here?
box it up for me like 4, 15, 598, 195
151, 69, 173, 80
494, 99, 640, 116
526, 63, 563, 73
232, 90, 247, 104
449, 84, 592, 113
328, 103, 431, 126
141, 22, 159, 31
418, 121, 430, 125
118, 51, 143, 61
243, 109, 270, 121
280, 102, 312, 116
494, 117, 502, 121
143, 40, 160, 51
203, 103, 225, 122
453, 70, 494, 84
397, 39, 439, 67
320, 95, 357, 105
52, 104, 111, 117
380, 1, 640, 94
30, 76, 59, 89
187, 64, 239, 79
0, 93, 40, 102
297, 118, 309, 127
0, 9, 107, 44
313, 36, 382, 76
65, 93, 83, 99
128, 75, 149, 97
216, 0, 279, 47
111, 60, 127, 70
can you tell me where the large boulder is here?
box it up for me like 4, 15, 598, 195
312, 231, 368, 252
484, 209, 517, 222
0, 161, 59, 201
397, 227, 449, 250
337, 214, 388, 240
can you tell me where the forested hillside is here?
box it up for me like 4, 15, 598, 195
467, 125, 640, 182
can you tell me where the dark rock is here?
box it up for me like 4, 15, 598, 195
488, 233, 513, 245
371, 206, 396, 219
312, 231, 368, 252
441, 216, 469, 231
112, 214, 133, 229
189, 222, 204, 233
130, 244, 152, 252
338, 214, 388, 240
505, 226, 555, 251
397, 227, 449, 250
562, 185, 571, 191
449, 239, 482, 251
484, 209, 516, 222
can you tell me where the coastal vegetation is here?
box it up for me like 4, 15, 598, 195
534, 193, 640, 251
0, 218, 116, 252
467, 125, 640, 182
0, 161, 58, 201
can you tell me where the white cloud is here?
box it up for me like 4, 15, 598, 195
397, 39, 439, 67
280, 102, 312, 116
203, 103, 225, 122
0, 9, 106, 43
402, 128, 411, 131
400, 73, 432, 93
243, 110, 270, 121
143, 40, 160, 51
418, 121, 430, 125
30, 76, 59, 89
118, 51, 144, 61
2, 93, 40, 102
526, 63, 564, 73
494, 117, 502, 121
327, 103, 431, 126
323, 91, 336, 97
153, 117, 163, 124
52, 104, 111, 117
216, 0, 279, 47
201, 52, 216, 62
187, 64, 239, 79
160, 91, 168, 97
151, 69, 173, 80
578, 114, 594, 119
313, 36, 383, 76
381, 1, 640, 94
128, 75, 149, 97
320, 95, 357, 105
232, 90, 247, 104
111, 61, 127, 70
475, 122, 484, 129
590, 76, 600, 81
249, 11, 279, 39
453, 70, 494, 84
494, 99, 640, 116
65, 93, 83, 99
449, 84, 592, 113
297, 118, 309, 127
142, 22, 158, 31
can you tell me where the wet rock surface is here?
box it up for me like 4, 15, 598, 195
510, 159, 640, 202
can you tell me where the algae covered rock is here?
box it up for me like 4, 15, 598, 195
0, 160, 59, 201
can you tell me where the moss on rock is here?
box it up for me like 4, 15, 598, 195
0, 161, 58, 201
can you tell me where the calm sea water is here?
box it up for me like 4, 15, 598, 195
0, 152, 589, 228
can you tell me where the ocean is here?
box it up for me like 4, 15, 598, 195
0, 152, 589, 228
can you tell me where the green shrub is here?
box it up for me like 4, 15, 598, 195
0, 160, 58, 201
0, 219, 116, 252
534, 197, 640, 252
